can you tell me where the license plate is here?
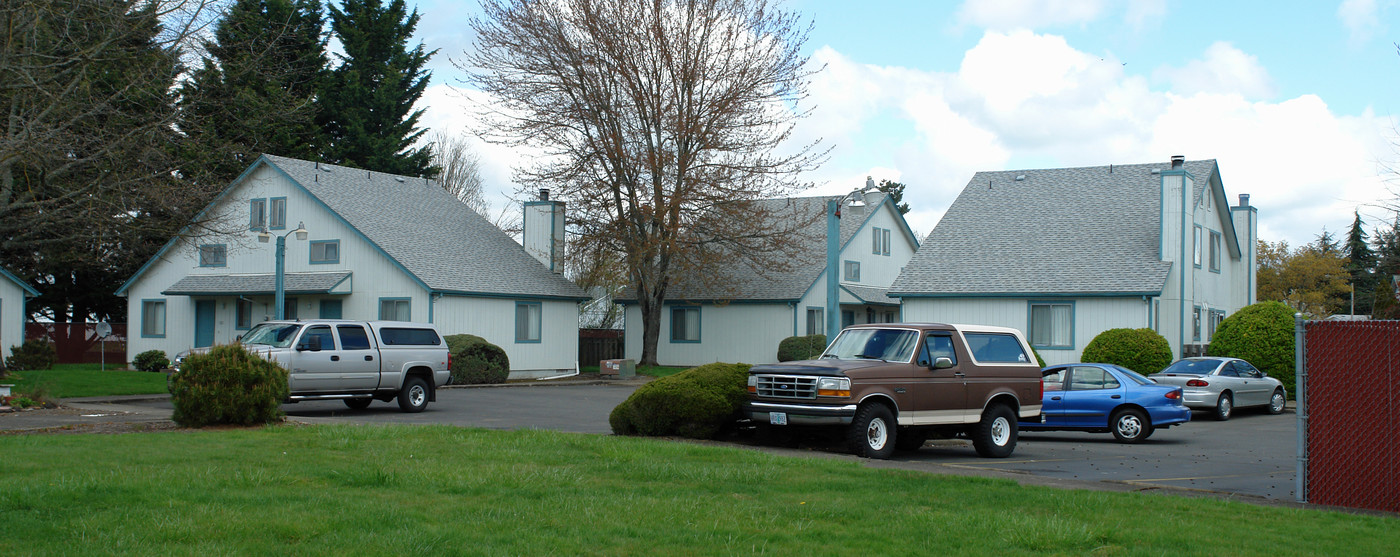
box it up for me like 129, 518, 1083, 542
770, 412, 787, 426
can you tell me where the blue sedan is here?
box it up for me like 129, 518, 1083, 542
1021, 363, 1190, 443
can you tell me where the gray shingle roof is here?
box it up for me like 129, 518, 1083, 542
890, 160, 1220, 297
639, 193, 889, 302
163, 272, 351, 295
262, 155, 587, 300
842, 284, 897, 306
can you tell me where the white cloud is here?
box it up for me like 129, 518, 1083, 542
1337, 0, 1387, 44
956, 0, 1109, 30
1124, 0, 1168, 30
1152, 41, 1275, 99
790, 29, 1393, 246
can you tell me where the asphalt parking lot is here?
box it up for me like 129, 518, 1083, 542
4, 382, 1299, 503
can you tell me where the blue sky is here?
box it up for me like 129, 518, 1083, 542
409, 0, 1400, 247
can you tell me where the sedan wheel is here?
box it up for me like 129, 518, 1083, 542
1268, 389, 1286, 414
1111, 409, 1151, 443
1213, 393, 1232, 421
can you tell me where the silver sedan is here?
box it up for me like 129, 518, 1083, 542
1148, 357, 1286, 420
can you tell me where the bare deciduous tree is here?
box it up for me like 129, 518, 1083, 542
430, 129, 490, 215
463, 0, 827, 365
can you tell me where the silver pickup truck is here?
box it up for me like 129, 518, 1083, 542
175, 320, 451, 413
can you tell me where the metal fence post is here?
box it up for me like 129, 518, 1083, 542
1294, 313, 1307, 504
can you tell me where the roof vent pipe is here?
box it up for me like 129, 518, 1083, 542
866, 176, 876, 190
1171, 155, 1184, 169
539, 188, 550, 201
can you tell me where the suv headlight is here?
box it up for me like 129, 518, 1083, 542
816, 377, 850, 398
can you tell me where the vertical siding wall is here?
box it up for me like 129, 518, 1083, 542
432, 297, 579, 372
901, 296, 1150, 366
1, 282, 22, 360
623, 303, 794, 367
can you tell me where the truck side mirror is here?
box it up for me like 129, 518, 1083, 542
932, 357, 954, 369
297, 335, 322, 352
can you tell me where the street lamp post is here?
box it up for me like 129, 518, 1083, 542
826, 178, 880, 341
259, 222, 308, 319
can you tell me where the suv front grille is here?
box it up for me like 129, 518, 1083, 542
755, 375, 817, 399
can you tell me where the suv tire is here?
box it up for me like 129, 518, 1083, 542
970, 404, 1017, 458
847, 404, 896, 459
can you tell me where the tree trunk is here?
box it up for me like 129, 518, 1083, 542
638, 289, 662, 367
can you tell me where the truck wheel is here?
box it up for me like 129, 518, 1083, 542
398, 377, 430, 413
970, 404, 1017, 458
344, 398, 372, 410
1110, 408, 1151, 443
846, 404, 896, 459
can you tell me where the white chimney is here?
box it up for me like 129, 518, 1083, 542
523, 189, 565, 273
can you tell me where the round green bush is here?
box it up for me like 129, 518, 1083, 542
5, 339, 56, 371
132, 349, 169, 372
777, 334, 826, 362
1208, 301, 1296, 396
609, 362, 751, 439
1080, 328, 1173, 374
444, 334, 510, 384
169, 344, 289, 427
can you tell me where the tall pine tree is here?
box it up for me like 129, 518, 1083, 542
1344, 210, 1376, 315
320, 0, 436, 176
180, 0, 328, 183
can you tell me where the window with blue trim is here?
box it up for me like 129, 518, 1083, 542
1193, 225, 1202, 268
141, 299, 166, 338
379, 298, 410, 321
269, 197, 287, 229
670, 306, 699, 342
805, 307, 823, 335
198, 244, 226, 267
1193, 306, 1202, 341
516, 302, 542, 342
1029, 301, 1073, 349
1209, 231, 1221, 272
844, 260, 860, 282
310, 240, 340, 264
235, 298, 253, 329
249, 198, 267, 230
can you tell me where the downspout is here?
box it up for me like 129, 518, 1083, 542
537, 360, 581, 381
428, 292, 442, 323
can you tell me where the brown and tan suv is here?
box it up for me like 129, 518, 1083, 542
744, 323, 1042, 459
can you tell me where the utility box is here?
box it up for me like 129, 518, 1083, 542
600, 359, 635, 379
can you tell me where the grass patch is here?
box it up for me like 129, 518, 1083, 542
2, 364, 168, 399
579, 364, 688, 378
0, 425, 1392, 555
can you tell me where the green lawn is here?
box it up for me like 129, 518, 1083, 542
2, 364, 168, 399
0, 425, 1391, 555
579, 364, 689, 378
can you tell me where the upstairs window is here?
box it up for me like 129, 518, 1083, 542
249, 198, 267, 230
199, 244, 227, 267
844, 260, 860, 282
1192, 225, 1202, 268
871, 228, 891, 256
269, 197, 287, 229
1209, 231, 1221, 272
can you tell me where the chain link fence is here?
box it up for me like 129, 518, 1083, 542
1297, 318, 1400, 512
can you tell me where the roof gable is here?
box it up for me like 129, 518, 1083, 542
0, 267, 40, 297
120, 155, 587, 300
891, 160, 1228, 297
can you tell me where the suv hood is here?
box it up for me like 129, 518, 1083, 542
749, 359, 890, 377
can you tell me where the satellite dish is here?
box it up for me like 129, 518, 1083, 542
95, 321, 112, 338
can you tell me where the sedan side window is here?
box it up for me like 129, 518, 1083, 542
1068, 367, 1120, 390
1042, 369, 1066, 391
1236, 361, 1262, 378
1219, 362, 1240, 378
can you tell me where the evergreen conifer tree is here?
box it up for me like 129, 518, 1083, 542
319, 0, 436, 176
1344, 210, 1376, 315
179, 0, 328, 183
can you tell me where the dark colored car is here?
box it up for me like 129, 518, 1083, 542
1020, 363, 1190, 443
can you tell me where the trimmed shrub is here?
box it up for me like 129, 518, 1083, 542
169, 344, 289, 427
777, 334, 826, 362
133, 349, 169, 372
1029, 346, 1046, 368
444, 334, 510, 384
1080, 328, 1173, 374
5, 339, 56, 371
1208, 301, 1296, 396
610, 362, 751, 439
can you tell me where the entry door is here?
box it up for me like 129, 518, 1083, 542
194, 300, 216, 348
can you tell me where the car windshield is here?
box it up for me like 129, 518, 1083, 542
1160, 359, 1220, 375
240, 323, 302, 348
1112, 365, 1153, 386
822, 328, 919, 362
